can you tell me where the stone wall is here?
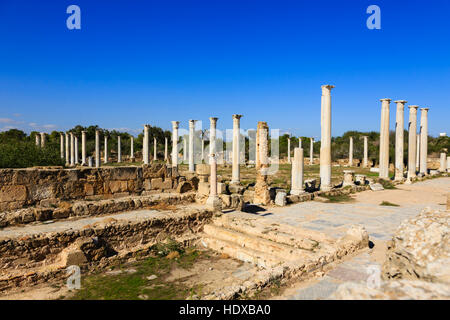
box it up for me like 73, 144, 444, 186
0, 164, 181, 211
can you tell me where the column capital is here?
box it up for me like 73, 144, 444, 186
232, 114, 243, 120
408, 105, 419, 111
394, 100, 407, 105
209, 117, 218, 122
420, 107, 430, 112
171, 121, 179, 128
380, 98, 391, 103
321, 85, 334, 95
81, 130, 86, 134
188, 119, 197, 128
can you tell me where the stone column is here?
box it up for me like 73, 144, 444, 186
439, 153, 447, 172
291, 147, 305, 195
60, 133, 64, 158
183, 138, 187, 162
164, 137, 168, 161
117, 136, 122, 163
104, 136, 108, 164
299, 138, 302, 149
231, 114, 243, 184
362, 136, 368, 168
95, 130, 100, 168
153, 137, 157, 161
379, 98, 391, 179
349, 136, 353, 166
310, 138, 314, 165
70, 132, 75, 166
88, 156, 93, 167
287, 137, 291, 163
416, 133, 420, 170
419, 108, 429, 175
209, 117, 218, 156
254, 121, 270, 205
40, 132, 46, 148
171, 121, 179, 167
206, 153, 222, 210
407, 106, 419, 179
143, 125, 150, 165
320, 85, 334, 191
130, 136, 135, 161
65, 133, 69, 165
188, 120, 197, 172
81, 131, 86, 165
35, 134, 40, 147
447, 156, 450, 173
394, 100, 407, 180
343, 170, 355, 187
74, 135, 78, 164
201, 138, 205, 162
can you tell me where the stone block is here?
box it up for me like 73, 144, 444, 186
0, 185, 27, 202
228, 184, 245, 195
151, 178, 164, 189
370, 183, 384, 191
217, 182, 226, 194
109, 181, 127, 193
177, 181, 193, 193
275, 191, 287, 206
198, 182, 210, 196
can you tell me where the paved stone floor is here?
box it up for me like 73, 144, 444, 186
266, 177, 450, 299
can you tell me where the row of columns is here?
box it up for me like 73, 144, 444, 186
287, 137, 315, 165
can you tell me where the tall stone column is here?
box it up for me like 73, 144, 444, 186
379, 98, 391, 179
171, 121, 179, 167
320, 85, 334, 191
74, 136, 78, 164
65, 133, 69, 165
95, 130, 100, 168
310, 138, 314, 165
143, 125, 150, 165
104, 136, 108, 164
60, 133, 64, 158
254, 121, 270, 205
40, 132, 46, 148
394, 100, 407, 180
81, 131, 86, 165
287, 137, 291, 163
209, 117, 218, 156
416, 133, 420, 170
183, 138, 187, 162
362, 136, 368, 168
231, 114, 243, 184
153, 137, 157, 161
35, 134, 40, 147
447, 156, 450, 173
206, 153, 222, 210
291, 147, 305, 195
419, 108, 429, 175
130, 136, 135, 161
118, 136, 122, 163
201, 138, 205, 162
188, 120, 197, 172
349, 136, 353, 166
70, 132, 75, 166
164, 137, 168, 161
439, 153, 447, 172
407, 106, 419, 179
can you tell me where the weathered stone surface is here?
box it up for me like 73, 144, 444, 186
274, 191, 287, 206
0, 185, 27, 202
370, 183, 384, 191
177, 181, 193, 193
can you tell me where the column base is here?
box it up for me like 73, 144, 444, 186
206, 195, 222, 211
290, 189, 305, 196
230, 180, 240, 185
320, 185, 332, 192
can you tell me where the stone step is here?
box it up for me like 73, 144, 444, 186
203, 224, 315, 262
201, 235, 282, 269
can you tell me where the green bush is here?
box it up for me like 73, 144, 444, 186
0, 141, 64, 168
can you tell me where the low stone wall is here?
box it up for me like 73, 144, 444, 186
0, 164, 181, 211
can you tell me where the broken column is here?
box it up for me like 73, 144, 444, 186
40, 132, 46, 148
231, 114, 243, 184
35, 134, 40, 147
143, 124, 150, 165
379, 98, 391, 179
407, 105, 419, 179
291, 147, 305, 195
104, 135, 108, 164
439, 153, 447, 172
130, 136, 135, 162
171, 121, 179, 167
362, 136, 368, 168
320, 85, 334, 191
343, 170, 355, 187
209, 117, 218, 156
394, 100, 407, 181
95, 130, 100, 168
65, 132, 69, 165
81, 130, 86, 165
60, 133, 64, 158
310, 137, 314, 165
254, 121, 270, 205
206, 153, 222, 211
349, 136, 353, 166
117, 136, 122, 163
419, 108, 429, 175
189, 120, 197, 172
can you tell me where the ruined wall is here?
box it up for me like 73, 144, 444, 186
0, 164, 180, 211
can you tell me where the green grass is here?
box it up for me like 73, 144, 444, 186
70, 240, 204, 300
377, 179, 397, 190
322, 194, 355, 203
380, 201, 400, 207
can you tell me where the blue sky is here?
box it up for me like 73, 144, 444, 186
0, 0, 449, 139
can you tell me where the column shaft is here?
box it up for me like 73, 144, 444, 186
379, 99, 391, 179
188, 120, 197, 172
171, 121, 179, 167
419, 108, 429, 175
320, 85, 334, 191
291, 147, 305, 195
394, 100, 406, 180
407, 106, 419, 179
231, 114, 243, 184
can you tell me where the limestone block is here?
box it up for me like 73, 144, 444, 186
228, 184, 245, 194
219, 194, 232, 208
0, 185, 27, 202
370, 183, 384, 191
109, 180, 127, 193
150, 178, 164, 190
217, 182, 227, 194
275, 191, 287, 206
198, 182, 210, 196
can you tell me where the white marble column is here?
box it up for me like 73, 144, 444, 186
394, 100, 407, 180
379, 98, 391, 179
164, 137, 168, 161
407, 106, 419, 179
35, 134, 40, 147
419, 108, 429, 175
362, 136, 368, 168
65, 133, 69, 165
183, 138, 187, 163
320, 85, 334, 191
416, 133, 420, 170
447, 156, 450, 172
310, 137, 314, 165
188, 120, 197, 172
60, 133, 64, 158
95, 130, 100, 168
153, 137, 157, 161
349, 136, 353, 166
104, 136, 108, 164
74, 135, 78, 164
70, 132, 75, 166
209, 117, 218, 156
291, 147, 305, 195
171, 121, 179, 167
117, 136, 122, 163
81, 131, 86, 165
206, 153, 222, 210
40, 132, 46, 148
299, 138, 302, 149
231, 114, 243, 184
287, 137, 291, 163
439, 153, 447, 172
130, 136, 135, 161
201, 138, 205, 162
143, 125, 150, 165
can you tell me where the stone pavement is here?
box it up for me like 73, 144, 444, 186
266, 177, 449, 299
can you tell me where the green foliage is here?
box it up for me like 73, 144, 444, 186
0, 140, 64, 168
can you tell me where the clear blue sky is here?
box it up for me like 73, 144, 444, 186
0, 0, 449, 139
